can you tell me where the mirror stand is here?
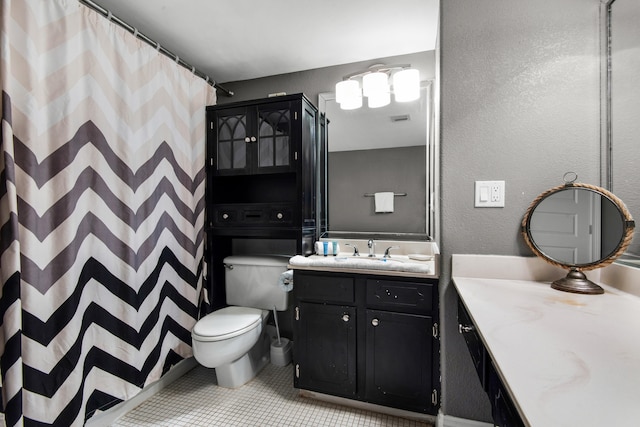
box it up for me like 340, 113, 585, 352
551, 268, 603, 295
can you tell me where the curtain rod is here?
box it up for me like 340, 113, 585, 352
78, 0, 234, 97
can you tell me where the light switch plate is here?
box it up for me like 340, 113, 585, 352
475, 180, 505, 207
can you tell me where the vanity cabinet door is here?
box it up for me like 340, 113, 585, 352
294, 302, 357, 397
365, 309, 434, 412
487, 361, 525, 427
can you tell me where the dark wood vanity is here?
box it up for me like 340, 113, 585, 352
291, 268, 440, 415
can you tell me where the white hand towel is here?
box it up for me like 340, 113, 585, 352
374, 192, 394, 213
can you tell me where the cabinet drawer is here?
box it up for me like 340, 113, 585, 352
366, 279, 433, 313
212, 203, 294, 227
294, 273, 354, 303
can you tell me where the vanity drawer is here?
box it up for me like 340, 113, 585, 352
294, 272, 355, 304
366, 279, 434, 313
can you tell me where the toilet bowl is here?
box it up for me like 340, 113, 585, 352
192, 306, 271, 388
191, 255, 290, 388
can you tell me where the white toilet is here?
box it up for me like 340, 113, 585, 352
191, 254, 290, 388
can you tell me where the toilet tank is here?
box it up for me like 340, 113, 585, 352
223, 255, 290, 310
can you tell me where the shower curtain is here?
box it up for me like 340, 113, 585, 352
0, 0, 216, 425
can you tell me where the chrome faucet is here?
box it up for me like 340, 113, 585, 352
367, 239, 376, 257
383, 246, 400, 259
345, 243, 359, 256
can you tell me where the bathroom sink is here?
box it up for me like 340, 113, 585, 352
288, 254, 434, 276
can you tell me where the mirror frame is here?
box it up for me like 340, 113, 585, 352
521, 182, 635, 294
601, 0, 640, 264
318, 80, 438, 243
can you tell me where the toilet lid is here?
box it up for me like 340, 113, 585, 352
192, 306, 264, 342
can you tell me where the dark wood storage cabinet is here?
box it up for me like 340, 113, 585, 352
292, 270, 440, 415
205, 94, 327, 308
457, 299, 525, 427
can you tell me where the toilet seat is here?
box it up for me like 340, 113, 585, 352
192, 306, 264, 342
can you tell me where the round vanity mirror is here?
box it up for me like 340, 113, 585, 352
521, 175, 635, 294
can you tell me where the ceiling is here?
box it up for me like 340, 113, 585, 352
89, 0, 439, 84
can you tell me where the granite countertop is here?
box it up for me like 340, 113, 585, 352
452, 254, 640, 427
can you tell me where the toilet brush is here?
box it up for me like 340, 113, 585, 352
270, 306, 292, 366
272, 306, 282, 345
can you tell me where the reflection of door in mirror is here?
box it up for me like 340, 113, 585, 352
527, 188, 625, 266
530, 189, 599, 264
320, 83, 433, 235
609, 0, 640, 259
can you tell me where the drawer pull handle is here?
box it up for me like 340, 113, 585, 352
459, 324, 475, 334
222, 213, 229, 220
342, 314, 350, 322
371, 318, 379, 327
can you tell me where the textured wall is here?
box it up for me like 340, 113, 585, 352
440, 0, 602, 421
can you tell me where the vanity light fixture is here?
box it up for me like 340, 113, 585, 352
393, 68, 421, 102
335, 79, 362, 110
335, 64, 420, 110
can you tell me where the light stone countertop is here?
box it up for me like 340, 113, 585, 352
288, 254, 438, 279
452, 254, 640, 427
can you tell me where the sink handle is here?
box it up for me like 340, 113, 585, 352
345, 243, 359, 256
383, 246, 400, 258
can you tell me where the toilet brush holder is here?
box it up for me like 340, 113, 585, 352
270, 338, 292, 367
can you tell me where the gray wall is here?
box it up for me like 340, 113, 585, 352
329, 146, 427, 233
440, 0, 602, 421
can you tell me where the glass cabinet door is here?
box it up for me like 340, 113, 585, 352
215, 108, 250, 174
257, 103, 292, 172
212, 101, 297, 175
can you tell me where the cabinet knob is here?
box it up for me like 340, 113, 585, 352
250, 136, 257, 142
222, 213, 229, 220
371, 318, 379, 327
277, 212, 283, 219
244, 137, 251, 143
458, 324, 475, 334
342, 314, 350, 322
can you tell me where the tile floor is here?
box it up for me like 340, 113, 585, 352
111, 363, 433, 427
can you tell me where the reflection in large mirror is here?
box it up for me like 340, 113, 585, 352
522, 179, 635, 294
318, 81, 435, 240
605, 0, 640, 264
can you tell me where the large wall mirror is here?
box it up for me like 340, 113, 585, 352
318, 80, 436, 241
605, 0, 640, 266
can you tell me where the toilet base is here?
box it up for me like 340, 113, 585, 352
215, 331, 271, 388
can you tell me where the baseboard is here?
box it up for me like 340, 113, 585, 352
437, 413, 494, 427
86, 357, 198, 427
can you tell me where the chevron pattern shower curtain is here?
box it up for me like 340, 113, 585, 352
0, 0, 216, 425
